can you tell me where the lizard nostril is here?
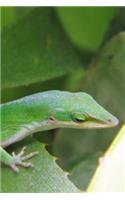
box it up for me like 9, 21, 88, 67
107, 119, 112, 123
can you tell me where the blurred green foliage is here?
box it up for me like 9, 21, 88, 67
2, 7, 83, 90
1, 7, 125, 192
56, 7, 117, 51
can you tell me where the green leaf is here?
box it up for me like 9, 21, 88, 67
104, 7, 125, 40
1, 7, 34, 28
1, 142, 79, 192
87, 125, 125, 192
1, 7, 16, 28
68, 152, 102, 191
56, 7, 117, 51
2, 7, 83, 89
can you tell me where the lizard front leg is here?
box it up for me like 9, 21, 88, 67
0, 146, 38, 172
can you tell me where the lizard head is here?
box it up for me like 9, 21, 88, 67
51, 91, 119, 129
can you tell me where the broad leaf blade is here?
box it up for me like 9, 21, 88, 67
1, 7, 34, 28
2, 7, 82, 89
1, 142, 79, 192
56, 7, 117, 51
87, 125, 125, 192
69, 153, 102, 191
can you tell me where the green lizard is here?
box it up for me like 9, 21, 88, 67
0, 90, 119, 172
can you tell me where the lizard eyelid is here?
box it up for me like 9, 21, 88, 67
71, 112, 87, 123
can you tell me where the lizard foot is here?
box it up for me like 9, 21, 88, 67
10, 146, 39, 172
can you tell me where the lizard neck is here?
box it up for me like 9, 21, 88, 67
1, 120, 58, 148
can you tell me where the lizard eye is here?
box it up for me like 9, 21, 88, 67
72, 117, 86, 123
71, 112, 87, 123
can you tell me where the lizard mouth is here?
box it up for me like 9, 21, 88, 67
82, 116, 119, 128
76, 116, 119, 129
57, 116, 119, 129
